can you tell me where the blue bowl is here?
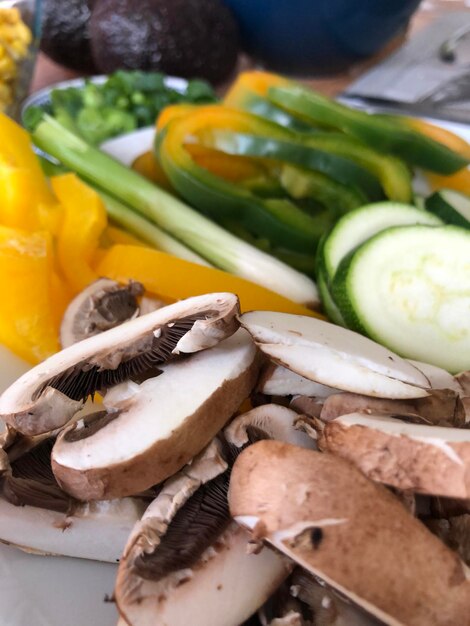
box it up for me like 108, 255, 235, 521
223, 0, 421, 75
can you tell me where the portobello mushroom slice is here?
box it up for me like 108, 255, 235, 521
60, 278, 144, 348
51, 329, 260, 500
318, 413, 470, 498
0, 429, 147, 562
116, 440, 291, 626
240, 312, 430, 399
0, 293, 240, 436
320, 389, 466, 426
229, 440, 470, 626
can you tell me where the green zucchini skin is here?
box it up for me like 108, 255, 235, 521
426, 190, 470, 230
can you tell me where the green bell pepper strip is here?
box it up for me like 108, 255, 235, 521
268, 85, 469, 174
279, 164, 365, 215
210, 128, 412, 203
205, 130, 383, 201
155, 108, 340, 253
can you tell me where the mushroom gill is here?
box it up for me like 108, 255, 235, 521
0, 293, 240, 436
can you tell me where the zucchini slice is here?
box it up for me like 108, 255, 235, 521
332, 225, 470, 373
322, 202, 442, 280
426, 189, 470, 229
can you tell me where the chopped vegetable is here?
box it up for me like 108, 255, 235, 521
51, 174, 107, 293
0, 226, 61, 362
332, 225, 470, 373
426, 189, 470, 229
268, 85, 469, 174
31, 114, 319, 306
96, 244, 320, 316
23, 70, 217, 145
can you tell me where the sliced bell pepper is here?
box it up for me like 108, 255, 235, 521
0, 226, 61, 362
0, 111, 54, 207
398, 117, 470, 159
224, 71, 312, 132
425, 168, 470, 195
185, 143, 269, 183
104, 225, 147, 248
156, 106, 335, 253
268, 85, 469, 174
95, 244, 321, 317
156, 105, 386, 253
51, 173, 107, 293
131, 151, 173, 190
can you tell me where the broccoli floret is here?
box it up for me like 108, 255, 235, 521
76, 107, 137, 145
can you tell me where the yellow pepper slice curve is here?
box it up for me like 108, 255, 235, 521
51, 173, 107, 293
96, 244, 322, 317
0, 225, 61, 363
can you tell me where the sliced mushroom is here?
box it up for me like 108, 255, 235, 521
289, 397, 324, 420
240, 312, 430, 400
60, 278, 144, 348
408, 360, 464, 394
319, 389, 465, 426
258, 363, 338, 399
318, 413, 470, 498
51, 329, 259, 500
229, 440, 470, 626
115, 440, 291, 626
457, 371, 470, 396
0, 429, 147, 562
224, 404, 315, 451
0, 292, 240, 436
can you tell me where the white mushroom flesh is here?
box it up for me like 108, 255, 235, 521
240, 312, 430, 399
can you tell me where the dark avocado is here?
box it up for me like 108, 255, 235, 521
40, 0, 97, 73
89, 0, 239, 84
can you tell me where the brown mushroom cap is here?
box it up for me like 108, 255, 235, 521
115, 440, 291, 626
318, 413, 470, 498
229, 440, 470, 626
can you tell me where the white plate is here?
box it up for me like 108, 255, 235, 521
2, 115, 470, 626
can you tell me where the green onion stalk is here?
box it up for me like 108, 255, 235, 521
32, 115, 318, 306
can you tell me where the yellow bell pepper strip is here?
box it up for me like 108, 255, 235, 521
185, 143, 270, 183
104, 225, 147, 247
131, 151, 173, 190
96, 244, 322, 317
0, 165, 40, 230
268, 85, 469, 174
425, 168, 470, 195
0, 111, 54, 207
156, 103, 199, 132
0, 226, 61, 363
51, 173, 107, 293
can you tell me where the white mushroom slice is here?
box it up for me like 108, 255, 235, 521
0, 431, 147, 562
229, 440, 470, 626
60, 278, 144, 348
0, 496, 145, 562
116, 440, 290, 626
408, 359, 463, 393
224, 404, 315, 451
240, 312, 430, 399
257, 363, 338, 398
0, 292, 240, 436
51, 329, 259, 500
319, 413, 470, 499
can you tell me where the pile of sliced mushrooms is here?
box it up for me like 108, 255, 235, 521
0, 280, 469, 626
